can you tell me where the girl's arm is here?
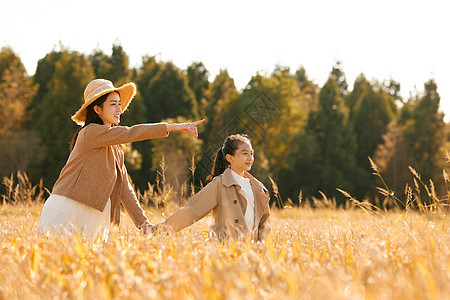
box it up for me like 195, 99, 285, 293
159, 178, 219, 233
257, 202, 271, 241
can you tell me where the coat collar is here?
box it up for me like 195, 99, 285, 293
221, 168, 268, 193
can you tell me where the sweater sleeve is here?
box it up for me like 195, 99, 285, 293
121, 169, 150, 228
84, 123, 168, 148
161, 179, 219, 233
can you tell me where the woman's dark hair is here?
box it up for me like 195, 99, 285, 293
69, 92, 111, 151
206, 134, 251, 181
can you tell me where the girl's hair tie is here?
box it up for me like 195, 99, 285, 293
221, 144, 226, 156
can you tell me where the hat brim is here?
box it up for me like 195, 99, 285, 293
71, 82, 136, 125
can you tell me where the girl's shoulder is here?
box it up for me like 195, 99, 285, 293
207, 174, 224, 186
199, 174, 226, 193
246, 172, 268, 192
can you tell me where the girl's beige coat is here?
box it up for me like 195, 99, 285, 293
162, 168, 271, 241
52, 123, 168, 227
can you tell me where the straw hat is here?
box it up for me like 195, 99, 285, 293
71, 79, 137, 125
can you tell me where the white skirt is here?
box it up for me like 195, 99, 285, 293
38, 194, 111, 241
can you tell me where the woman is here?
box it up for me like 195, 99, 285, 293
154, 134, 271, 242
38, 78, 204, 240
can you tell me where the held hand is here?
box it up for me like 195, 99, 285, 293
140, 223, 168, 236
167, 119, 205, 137
140, 223, 156, 236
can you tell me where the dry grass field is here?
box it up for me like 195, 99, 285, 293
0, 200, 448, 300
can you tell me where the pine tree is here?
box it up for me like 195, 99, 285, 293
195, 69, 239, 179
303, 76, 360, 201
403, 79, 445, 183
186, 62, 209, 105
130, 58, 199, 189
138, 61, 198, 122
347, 74, 370, 116
89, 43, 131, 84
128, 56, 164, 189
330, 60, 348, 98
108, 43, 131, 84
350, 81, 395, 198
26, 51, 63, 126
202, 69, 238, 138
294, 66, 311, 91
374, 79, 445, 204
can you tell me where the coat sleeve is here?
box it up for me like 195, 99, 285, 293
84, 123, 168, 148
120, 168, 150, 228
257, 201, 271, 242
161, 179, 219, 233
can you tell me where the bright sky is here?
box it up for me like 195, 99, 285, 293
2, 0, 449, 119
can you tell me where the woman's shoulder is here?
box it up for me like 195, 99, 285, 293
82, 123, 117, 138
84, 123, 109, 132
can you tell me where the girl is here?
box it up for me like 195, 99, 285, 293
38, 78, 204, 239
156, 134, 271, 242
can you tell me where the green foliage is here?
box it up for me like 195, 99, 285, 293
201, 69, 238, 135
187, 62, 209, 104
89, 43, 131, 84
151, 116, 203, 199
0, 47, 27, 84
403, 79, 445, 182
136, 60, 198, 122
330, 60, 348, 98
129, 57, 200, 189
349, 80, 396, 197
347, 73, 370, 115
373, 121, 414, 197
242, 68, 307, 177
0, 47, 37, 135
302, 76, 360, 201
28, 51, 64, 122
193, 69, 239, 179
0, 47, 41, 179
32, 50, 94, 186
0, 45, 447, 209
294, 65, 311, 90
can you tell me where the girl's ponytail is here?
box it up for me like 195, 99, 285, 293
206, 134, 251, 182
206, 147, 229, 182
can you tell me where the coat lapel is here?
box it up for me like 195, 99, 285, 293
222, 168, 248, 221
221, 168, 270, 231
245, 171, 270, 223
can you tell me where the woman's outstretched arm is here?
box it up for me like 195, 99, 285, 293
167, 119, 204, 137
84, 119, 205, 148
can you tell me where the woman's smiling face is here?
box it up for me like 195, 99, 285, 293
94, 92, 122, 126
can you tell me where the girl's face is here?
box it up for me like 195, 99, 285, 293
94, 92, 122, 126
226, 141, 254, 175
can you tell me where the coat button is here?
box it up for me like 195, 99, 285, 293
233, 200, 237, 204
235, 219, 239, 223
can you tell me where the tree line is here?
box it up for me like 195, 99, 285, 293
0, 43, 448, 207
